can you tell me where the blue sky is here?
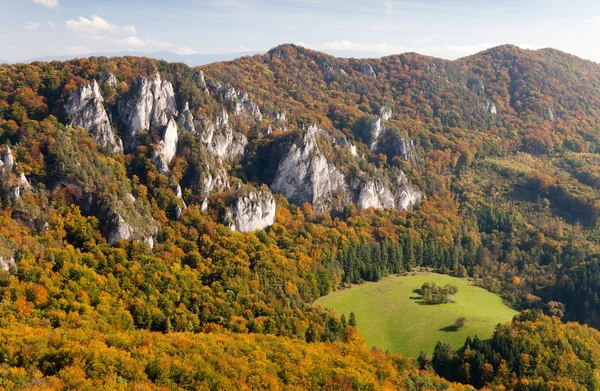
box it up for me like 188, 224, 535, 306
2, 0, 600, 62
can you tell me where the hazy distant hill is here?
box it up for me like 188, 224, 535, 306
18, 50, 263, 66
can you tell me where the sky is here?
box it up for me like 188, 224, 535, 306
2, 0, 600, 62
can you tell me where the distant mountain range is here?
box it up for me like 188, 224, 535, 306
3, 48, 385, 67
6, 50, 264, 67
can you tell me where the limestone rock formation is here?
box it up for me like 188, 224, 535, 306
220, 87, 263, 121
380, 106, 393, 121
0, 256, 15, 272
365, 118, 385, 151
65, 80, 122, 153
178, 101, 195, 133
105, 73, 119, 88
107, 213, 135, 244
118, 72, 178, 148
363, 63, 377, 78
225, 189, 276, 232
356, 175, 422, 211
479, 99, 497, 115
271, 125, 348, 211
198, 109, 248, 161
151, 117, 179, 174
0, 145, 31, 202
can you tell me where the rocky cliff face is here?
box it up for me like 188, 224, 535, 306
65, 80, 123, 153
271, 125, 348, 211
198, 109, 248, 161
151, 117, 179, 174
479, 99, 497, 115
225, 189, 276, 232
356, 174, 422, 210
178, 102, 195, 133
0, 145, 30, 202
0, 256, 15, 272
118, 72, 178, 148
363, 64, 377, 78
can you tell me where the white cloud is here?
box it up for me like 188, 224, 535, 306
66, 15, 137, 37
47, 21, 56, 28
239, 44, 250, 51
67, 15, 115, 35
586, 16, 600, 24
67, 45, 92, 55
123, 25, 137, 35
24, 22, 41, 31
147, 39, 171, 49
31, 0, 58, 8
114, 36, 146, 47
177, 47, 197, 55
384, 0, 392, 17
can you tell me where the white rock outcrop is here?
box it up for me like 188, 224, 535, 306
220, 87, 263, 121
357, 180, 396, 210
199, 109, 248, 161
380, 106, 393, 121
271, 125, 348, 209
357, 175, 422, 211
105, 73, 119, 88
0, 145, 30, 202
178, 101, 195, 133
225, 189, 276, 232
202, 162, 230, 195
363, 64, 377, 78
151, 117, 178, 174
118, 72, 178, 147
366, 118, 385, 151
479, 99, 497, 115
0, 256, 15, 272
107, 213, 135, 244
394, 172, 422, 209
65, 80, 122, 153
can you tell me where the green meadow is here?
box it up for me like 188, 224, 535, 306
315, 272, 517, 357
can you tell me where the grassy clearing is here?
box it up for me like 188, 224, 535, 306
314, 272, 517, 357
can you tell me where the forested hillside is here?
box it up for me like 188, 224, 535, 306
2, 43, 600, 388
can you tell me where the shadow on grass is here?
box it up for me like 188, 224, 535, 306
439, 325, 460, 332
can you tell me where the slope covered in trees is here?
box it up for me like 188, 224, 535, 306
1, 44, 600, 388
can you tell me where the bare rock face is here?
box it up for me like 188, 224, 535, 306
202, 161, 230, 195
0, 145, 31, 202
65, 80, 123, 153
107, 213, 135, 244
151, 117, 178, 174
225, 189, 276, 232
363, 64, 377, 78
365, 118, 385, 151
380, 106, 393, 121
393, 138, 418, 164
198, 109, 248, 161
357, 180, 395, 210
118, 72, 178, 148
356, 174, 422, 210
105, 73, 119, 88
178, 102, 195, 133
479, 99, 497, 115
545, 107, 556, 122
0, 256, 15, 272
271, 125, 348, 211
194, 70, 209, 94
394, 172, 423, 209
219, 86, 263, 122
